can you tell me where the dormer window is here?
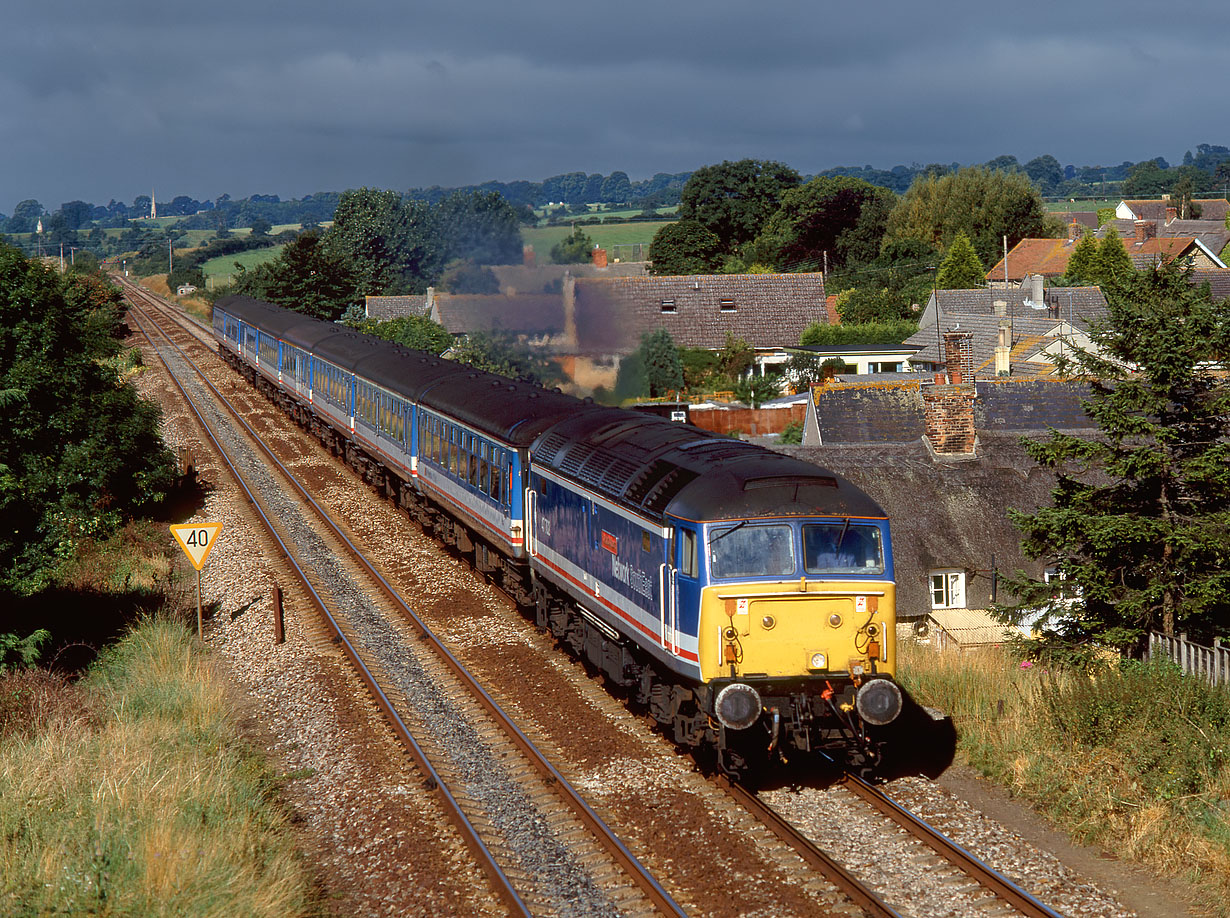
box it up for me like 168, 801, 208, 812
660, 299, 676, 313
719, 298, 736, 312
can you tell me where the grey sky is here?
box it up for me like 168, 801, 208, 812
5, 1, 1226, 213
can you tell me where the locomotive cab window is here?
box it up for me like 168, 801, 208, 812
803, 523, 884, 575
709, 523, 794, 579
678, 528, 698, 577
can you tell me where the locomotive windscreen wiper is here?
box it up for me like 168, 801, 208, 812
710, 520, 747, 544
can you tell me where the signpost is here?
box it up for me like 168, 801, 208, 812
170, 522, 224, 638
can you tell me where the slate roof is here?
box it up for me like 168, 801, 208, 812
571, 273, 828, 353
905, 313, 1084, 377
974, 378, 1094, 432
429, 293, 565, 337
927, 286, 1108, 326
784, 435, 1064, 617
1190, 269, 1230, 302
811, 381, 925, 445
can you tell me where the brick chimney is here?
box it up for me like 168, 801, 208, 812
523, 244, 535, 268
922, 382, 976, 455
591, 247, 608, 268
1165, 206, 1177, 224
1134, 220, 1155, 245
1068, 219, 1081, 241
943, 330, 975, 383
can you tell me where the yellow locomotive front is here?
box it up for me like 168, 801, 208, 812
690, 517, 903, 772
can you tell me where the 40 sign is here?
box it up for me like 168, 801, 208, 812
170, 522, 223, 571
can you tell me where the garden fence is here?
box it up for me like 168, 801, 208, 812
1148, 631, 1230, 687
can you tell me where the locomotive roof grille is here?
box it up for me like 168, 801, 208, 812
643, 467, 701, 515
601, 457, 643, 494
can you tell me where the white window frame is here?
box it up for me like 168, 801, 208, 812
930, 569, 966, 609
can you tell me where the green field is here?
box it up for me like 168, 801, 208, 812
523, 219, 674, 263
201, 244, 286, 282
1045, 198, 1118, 212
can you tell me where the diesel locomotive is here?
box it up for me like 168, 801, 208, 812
212, 295, 909, 777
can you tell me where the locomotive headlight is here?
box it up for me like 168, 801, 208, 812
715, 683, 762, 730
855, 679, 903, 726
808, 651, 827, 671
828, 613, 842, 628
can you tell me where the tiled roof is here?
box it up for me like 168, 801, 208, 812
1121, 198, 1230, 222
988, 235, 1208, 280
1100, 218, 1230, 256
431, 294, 564, 336
572, 273, 828, 352
365, 295, 427, 319
984, 237, 1075, 280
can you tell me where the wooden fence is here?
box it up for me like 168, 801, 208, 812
1148, 631, 1230, 687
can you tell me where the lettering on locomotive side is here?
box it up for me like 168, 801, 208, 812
611, 555, 654, 600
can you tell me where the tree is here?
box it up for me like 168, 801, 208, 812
0, 249, 176, 595
232, 231, 358, 320
433, 190, 522, 265
450, 332, 558, 386
248, 217, 272, 237
340, 308, 453, 354
1095, 233, 1135, 286
751, 176, 896, 272
639, 329, 684, 397
1023, 155, 1065, 196
999, 263, 1230, 652
883, 166, 1060, 267
934, 231, 985, 289
647, 220, 724, 275
550, 225, 595, 264
678, 159, 801, 252
439, 258, 500, 294
325, 188, 439, 294
1060, 231, 1100, 285
6, 200, 43, 234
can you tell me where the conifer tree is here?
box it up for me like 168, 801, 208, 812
934, 231, 985, 289
1095, 233, 1135, 286
999, 263, 1230, 652
1062, 231, 1099, 285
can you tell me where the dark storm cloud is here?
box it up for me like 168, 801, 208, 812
3, 1, 1227, 212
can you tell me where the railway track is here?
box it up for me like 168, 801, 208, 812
119, 279, 1083, 918
123, 287, 687, 918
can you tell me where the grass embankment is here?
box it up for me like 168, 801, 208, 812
0, 617, 320, 916
899, 643, 1230, 911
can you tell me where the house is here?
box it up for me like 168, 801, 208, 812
909, 280, 1107, 378
790, 332, 1097, 625
986, 224, 1226, 285
1116, 197, 1230, 223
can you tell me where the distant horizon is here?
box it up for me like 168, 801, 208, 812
3, 147, 1216, 217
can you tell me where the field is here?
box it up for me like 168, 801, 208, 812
1044, 198, 1118, 212
201, 244, 287, 283
522, 219, 674, 263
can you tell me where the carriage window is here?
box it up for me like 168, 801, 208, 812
803, 523, 884, 575
491, 457, 503, 504
709, 524, 794, 579
479, 458, 489, 493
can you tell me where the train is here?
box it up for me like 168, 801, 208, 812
211, 294, 915, 778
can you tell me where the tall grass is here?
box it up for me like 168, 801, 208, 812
900, 642, 1230, 910
0, 617, 320, 916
